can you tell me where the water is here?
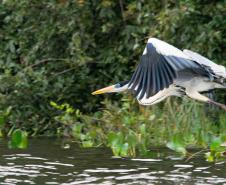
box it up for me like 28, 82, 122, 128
0, 139, 225, 184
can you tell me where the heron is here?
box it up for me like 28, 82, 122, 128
92, 38, 226, 111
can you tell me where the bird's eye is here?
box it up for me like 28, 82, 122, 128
115, 83, 121, 88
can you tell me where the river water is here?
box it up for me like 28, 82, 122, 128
0, 139, 225, 184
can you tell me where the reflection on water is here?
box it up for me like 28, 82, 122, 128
0, 139, 225, 184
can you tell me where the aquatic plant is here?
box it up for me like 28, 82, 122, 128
205, 136, 226, 162
51, 97, 226, 161
8, 129, 28, 149
0, 0, 225, 162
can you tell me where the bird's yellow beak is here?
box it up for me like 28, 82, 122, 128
92, 85, 115, 95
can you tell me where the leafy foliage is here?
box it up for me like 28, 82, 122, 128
205, 136, 226, 162
0, 1, 225, 159
51, 98, 226, 160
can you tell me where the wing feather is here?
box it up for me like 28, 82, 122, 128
146, 60, 153, 98
163, 60, 176, 84
155, 60, 161, 92
128, 38, 209, 100
139, 66, 148, 99
129, 65, 142, 90
183, 49, 226, 78
150, 64, 156, 96
134, 71, 144, 97
158, 56, 169, 91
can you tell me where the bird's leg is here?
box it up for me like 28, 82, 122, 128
186, 90, 226, 111
207, 100, 226, 111
186, 90, 209, 102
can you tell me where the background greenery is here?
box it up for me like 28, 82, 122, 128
0, 0, 225, 158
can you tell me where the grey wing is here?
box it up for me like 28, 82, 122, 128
183, 49, 218, 68
128, 39, 209, 100
183, 49, 226, 78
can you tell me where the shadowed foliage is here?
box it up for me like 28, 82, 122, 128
0, 0, 225, 159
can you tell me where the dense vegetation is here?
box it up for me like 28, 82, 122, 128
0, 0, 225, 159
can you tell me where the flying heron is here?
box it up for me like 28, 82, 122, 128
92, 38, 226, 110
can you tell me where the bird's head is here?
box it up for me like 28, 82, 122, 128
92, 80, 129, 95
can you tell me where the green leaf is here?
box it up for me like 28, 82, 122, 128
72, 124, 83, 136
82, 140, 93, 148
210, 138, 222, 151
108, 132, 123, 146
0, 116, 5, 127
205, 152, 214, 162
8, 129, 28, 149
127, 131, 137, 147
167, 141, 186, 155
107, 132, 118, 146
120, 143, 129, 156
139, 124, 146, 136
108, 132, 126, 156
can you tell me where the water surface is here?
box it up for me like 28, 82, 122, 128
0, 139, 225, 184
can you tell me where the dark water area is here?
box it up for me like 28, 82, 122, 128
0, 139, 225, 184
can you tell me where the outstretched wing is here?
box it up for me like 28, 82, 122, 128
128, 38, 208, 100
183, 49, 217, 67
183, 49, 226, 78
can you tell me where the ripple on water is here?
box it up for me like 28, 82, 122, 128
174, 164, 193, 168
25, 164, 57, 170
62, 177, 101, 185
115, 172, 158, 181
0, 165, 45, 178
131, 158, 162, 162
84, 168, 137, 173
0, 139, 226, 185
44, 162, 74, 167
3, 154, 47, 161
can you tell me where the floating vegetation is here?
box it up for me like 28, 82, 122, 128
8, 129, 28, 149
50, 98, 226, 161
